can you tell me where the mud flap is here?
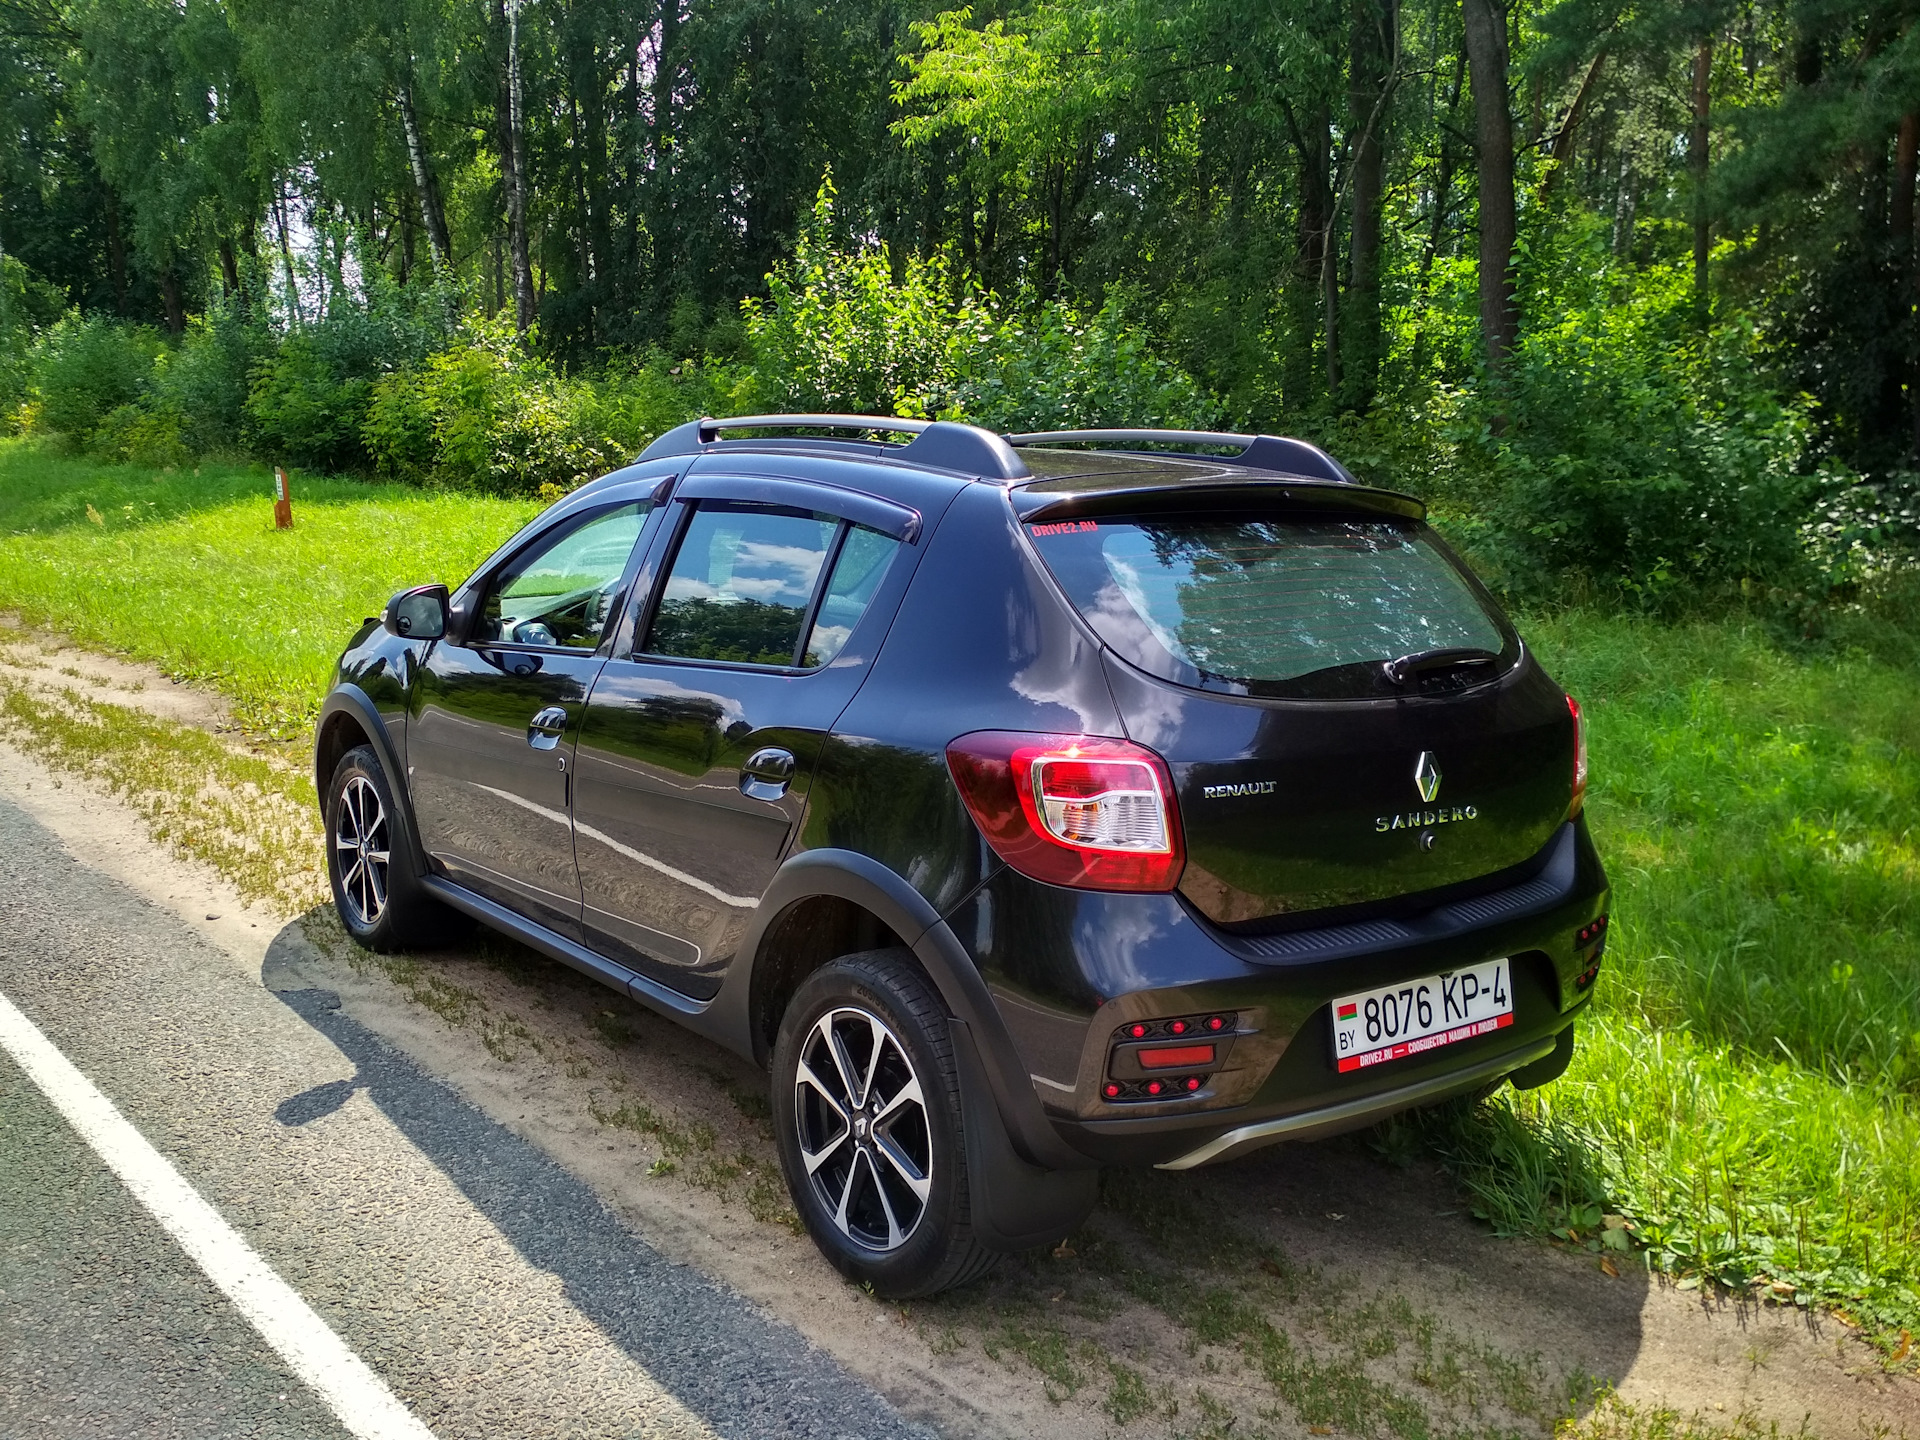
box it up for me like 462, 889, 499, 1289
1508, 1021, 1575, 1090
950, 1019, 1099, 1252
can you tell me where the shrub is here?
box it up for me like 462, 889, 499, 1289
0, 255, 64, 428
742, 178, 955, 415
939, 292, 1218, 433
30, 315, 165, 447
150, 310, 271, 456
1432, 225, 1828, 607
246, 281, 452, 471
745, 176, 1215, 431
364, 321, 723, 494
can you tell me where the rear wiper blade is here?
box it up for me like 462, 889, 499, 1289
1383, 647, 1501, 687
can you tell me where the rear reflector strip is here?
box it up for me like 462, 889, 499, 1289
1136, 1044, 1217, 1070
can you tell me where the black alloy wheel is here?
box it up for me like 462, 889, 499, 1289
772, 950, 999, 1298
324, 745, 457, 952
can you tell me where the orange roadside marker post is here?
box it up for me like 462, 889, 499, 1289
273, 467, 293, 529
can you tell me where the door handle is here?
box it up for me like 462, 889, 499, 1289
527, 705, 568, 750
740, 746, 796, 801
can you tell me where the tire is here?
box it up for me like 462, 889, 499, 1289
771, 949, 1000, 1298
323, 745, 461, 952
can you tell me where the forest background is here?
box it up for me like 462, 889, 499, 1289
1, 0, 1919, 610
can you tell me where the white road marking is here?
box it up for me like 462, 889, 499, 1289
0, 987, 437, 1440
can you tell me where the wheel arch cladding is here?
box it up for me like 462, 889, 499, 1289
739, 850, 1095, 1174
314, 707, 371, 807
315, 687, 427, 874
750, 894, 908, 1064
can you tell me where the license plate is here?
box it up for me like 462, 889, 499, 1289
1330, 959, 1513, 1073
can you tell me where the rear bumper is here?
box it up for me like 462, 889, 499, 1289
954, 814, 1609, 1169
1152, 1030, 1557, 1169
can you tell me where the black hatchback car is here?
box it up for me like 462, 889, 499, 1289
315, 416, 1608, 1297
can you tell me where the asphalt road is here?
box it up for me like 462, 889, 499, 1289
0, 789, 933, 1440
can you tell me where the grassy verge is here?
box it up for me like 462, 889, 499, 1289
1, 441, 1915, 1354
1426, 612, 1920, 1343
0, 664, 326, 915
0, 441, 540, 736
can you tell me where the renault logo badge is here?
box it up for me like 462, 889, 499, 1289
1413, 751, 1442, 803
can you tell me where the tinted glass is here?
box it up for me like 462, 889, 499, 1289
480, 501, 649, 649
1028, 515, 1509, 698
803, 526, 901, 667
647, 503, 838, 665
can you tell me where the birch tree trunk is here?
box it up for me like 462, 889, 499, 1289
506, 0, 534, 334
1690, 38, 1713, 323
397, 70, 453, 281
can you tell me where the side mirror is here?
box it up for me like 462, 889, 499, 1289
383, 584, 450, 641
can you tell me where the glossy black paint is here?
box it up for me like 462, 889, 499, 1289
315, 435, 1610, 1174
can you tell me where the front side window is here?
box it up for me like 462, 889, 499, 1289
644, 501, 902, 668
1027, 514, 1512, 699
478, 501, 650, 649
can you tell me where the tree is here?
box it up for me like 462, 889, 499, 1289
1461, 0, 1517, 370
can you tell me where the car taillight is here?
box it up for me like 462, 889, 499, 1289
1568, 694, 1588, 816
946, 731, 1185, 892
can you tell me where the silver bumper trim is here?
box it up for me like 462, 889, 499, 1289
1153, 1034, 1558, 1171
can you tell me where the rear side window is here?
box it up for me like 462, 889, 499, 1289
1027, 515, 1512, 699
644, 501, 901, 668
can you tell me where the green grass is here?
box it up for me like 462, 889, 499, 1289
0, 441, 541, 735
1418, 611, 1920, 1341
3, 441, 1917, 1350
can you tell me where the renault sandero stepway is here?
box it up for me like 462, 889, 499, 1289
314, 416, 1609, 1297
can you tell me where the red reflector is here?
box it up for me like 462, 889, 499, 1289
1137, 1044, 1216, 1070
1129, 1023, 1147, 1038
1568, 694, 1588, 817
1168, 1019, 1188, 1035
1185, 1076, 1202, 1091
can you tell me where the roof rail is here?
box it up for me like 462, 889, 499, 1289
1003, 428, 1356, 485
638, 414, 1029, 480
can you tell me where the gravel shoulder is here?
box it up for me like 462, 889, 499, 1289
0, 624, 1914, 1440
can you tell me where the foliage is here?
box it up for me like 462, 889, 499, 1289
244, 281, 453, 471
745, 179, 1216, 431
30, 313, 165, 448
0, 253, 64, 426
364, 320, 741, 494
1434, 240, 1834, 604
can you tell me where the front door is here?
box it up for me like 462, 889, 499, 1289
572, 493, 910, 995
408, 499, 655, 937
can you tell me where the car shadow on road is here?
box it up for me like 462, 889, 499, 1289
261, 928, 934, 1440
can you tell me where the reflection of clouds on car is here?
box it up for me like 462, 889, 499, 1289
666, 540, 829, 608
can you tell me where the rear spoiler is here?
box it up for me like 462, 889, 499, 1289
1012, 478, 1425, 524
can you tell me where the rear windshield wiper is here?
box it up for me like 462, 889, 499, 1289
1383, 646, 1501, 687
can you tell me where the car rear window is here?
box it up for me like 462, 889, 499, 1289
1026, 514, 1512, 698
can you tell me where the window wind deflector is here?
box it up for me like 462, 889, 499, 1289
1383, 647, 1501, 687
673, 475, 921, 542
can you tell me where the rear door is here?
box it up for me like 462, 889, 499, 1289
570, 477, 917, 996
1023, 505, 1578, 926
